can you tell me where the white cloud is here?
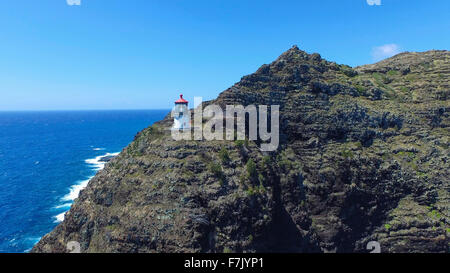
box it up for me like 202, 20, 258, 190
366, 0, 381, 6
371, 44, 401, 62
67, 0, 81, 6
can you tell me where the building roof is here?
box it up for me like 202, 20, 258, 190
175, 94, 188, 104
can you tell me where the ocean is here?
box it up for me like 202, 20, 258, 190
0, 110, 168, 253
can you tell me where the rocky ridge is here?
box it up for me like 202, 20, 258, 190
32, 46, 449, 253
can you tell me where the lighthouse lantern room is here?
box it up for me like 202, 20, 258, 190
173, 94, 190, 130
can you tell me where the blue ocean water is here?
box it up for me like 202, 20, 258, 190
0, 110, 168, 253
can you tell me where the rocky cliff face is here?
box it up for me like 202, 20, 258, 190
32, 46, 449, 253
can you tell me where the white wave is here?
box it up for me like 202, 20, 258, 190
54, 212, 66, 223
54, 203, 72, 209
55, 151, 119, 222
61, 178, 90, 202
93, 148, 105, 151
85, 152, 120, 171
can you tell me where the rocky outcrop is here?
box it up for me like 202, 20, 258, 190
32, 46, 449, 253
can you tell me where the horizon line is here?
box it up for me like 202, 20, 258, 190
0, 108, 172, 112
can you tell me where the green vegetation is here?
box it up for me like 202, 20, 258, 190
239, 173, 247, 184
262, 155, 271, 167
126, 124, 164, 156
181, 169, 195, 180
416, 171, 427, 178
258, 183, 266, 193
428, 209, 441, 219
127, 140, 144, 156
355, 84, 367, 96
387, 70, 399, 77
258, 174, 265, 184
406, 74, 418, 81
437, 142, 449, 150
245, 181, 266, 196
110, 162, 121, 170
381, 153, 391, 161
277, 153, 293, 171
384, 224, 391, 231
235, 140, 245, 148
246, 159, 257, 178
219, 147, 231, 164
105, 224, 118, 231
234, 137, 249, 148
372, 72, 390, 85
399, 86, 409, 93
245, 186, 257, 196
143, 124, 164, 141
340, 65, 357, 77
397, 151, 415, 159
341, 149, 354, 159
209, 162, 224, 183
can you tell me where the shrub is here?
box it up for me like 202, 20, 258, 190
355, 84, 367, 96
258, 174, 265, 184
258, 183, 266, 193
246, 186, 257, 196
399, 86, 409, 93
341, 149, 354, 159
262, 155, 271, 168
428, 209, 441, 219
278, 158, 292, 170
340, 65, 357, 77
246, 159, 257, 178
387, 70, 399, 77
209, 162, 224, 183
239, 173, 247, 184
235, 140, 245, 148
219, 147, 231, 164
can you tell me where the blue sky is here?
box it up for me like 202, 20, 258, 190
0, 0, 448, 110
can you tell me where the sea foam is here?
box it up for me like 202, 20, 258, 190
84, 152, 119, 171
61, 179, 90, 202
54, 152, 119, 223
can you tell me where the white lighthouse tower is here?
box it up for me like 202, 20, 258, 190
172, 94, 190, 130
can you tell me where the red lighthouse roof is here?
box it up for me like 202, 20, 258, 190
175, 94, 188, 104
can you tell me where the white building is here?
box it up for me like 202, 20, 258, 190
172, 94, 190, 130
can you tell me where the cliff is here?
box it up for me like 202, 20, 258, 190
32, 46, 449, 253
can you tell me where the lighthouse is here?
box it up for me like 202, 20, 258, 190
172, 94, 190, 130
